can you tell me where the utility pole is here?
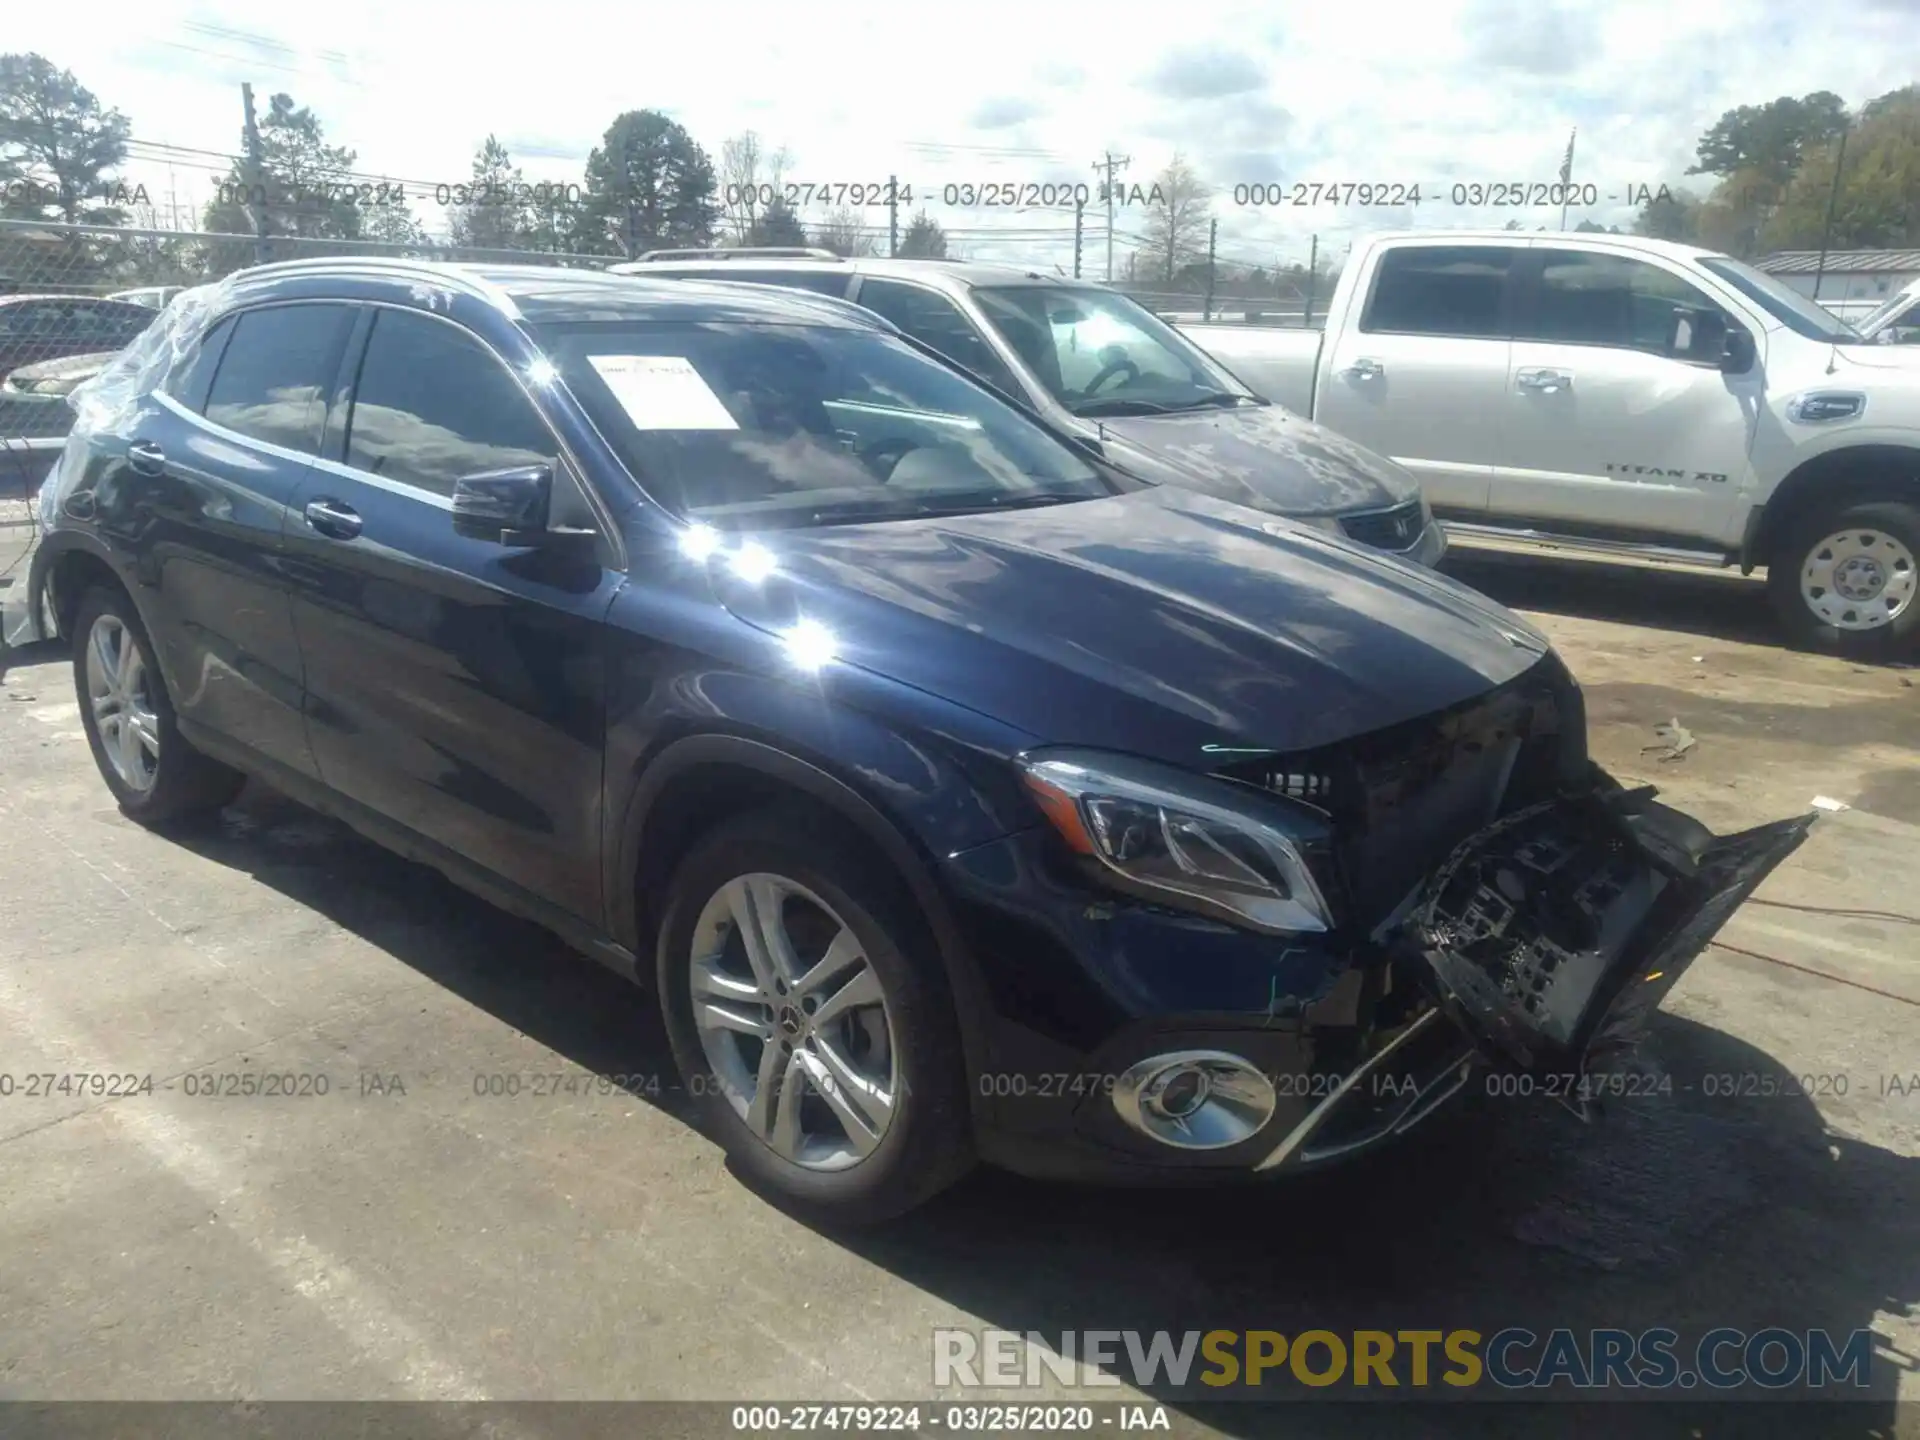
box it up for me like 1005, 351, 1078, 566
1203, 218, 1217, 321
1304, 233, 1318, 327
1557, 126, 1578, 232
888, 175, 899, 258
1812, 126, 1851, 302
241, 83, 272, 265
1073, 198, 1084, 278
1093, 150, 1130, 282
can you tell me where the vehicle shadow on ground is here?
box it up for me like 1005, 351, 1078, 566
14, 633, 1903, 1440
1441, 550, 1787, 650
840, 1016, 1920, 1438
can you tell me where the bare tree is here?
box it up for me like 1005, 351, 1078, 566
812, 206, 878, 257
721, 130, 790, 243
1137, 154, 1212, 282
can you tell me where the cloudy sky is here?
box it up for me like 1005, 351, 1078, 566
11, 0, 1920, 274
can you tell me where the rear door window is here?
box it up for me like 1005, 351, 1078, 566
1361, 246, 1516, 339
853, 279, 1023, 395
203, 303, 356, 456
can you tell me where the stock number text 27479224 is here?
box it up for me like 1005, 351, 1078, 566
1232, 182, 1426, 207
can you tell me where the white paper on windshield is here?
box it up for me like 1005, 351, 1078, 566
588, 354, 738, 431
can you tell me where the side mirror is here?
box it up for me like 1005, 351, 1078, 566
1671, 307, 1754, 373
1720, 326, 1756, 374
1670, 306, 1726, 361
452, 464, 552, 543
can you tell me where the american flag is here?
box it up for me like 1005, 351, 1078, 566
1559, 128, 1578, 184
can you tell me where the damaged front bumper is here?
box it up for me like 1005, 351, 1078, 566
1392, 781, 1815, 1079
1253, 780, 1815, 1169
947, 774, 1812, 1184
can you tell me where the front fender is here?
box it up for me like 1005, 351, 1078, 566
606, 723, 1026, 1100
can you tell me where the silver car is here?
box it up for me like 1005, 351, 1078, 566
611, 250, 1446, 565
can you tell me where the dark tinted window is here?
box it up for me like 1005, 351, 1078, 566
1527, 250, 1719, 352
345, 309, 555, 496
724, 270, 853, 297
0, 301, 53, 337
204, 304, 354, 455
1362, 246, 1514, 339
72, 302, 157, 346
853, 279, 1024, 395
168, 315, 235, 410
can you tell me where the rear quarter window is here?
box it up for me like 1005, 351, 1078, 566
1361, 245, 1516, 339
166, 315, 236, 412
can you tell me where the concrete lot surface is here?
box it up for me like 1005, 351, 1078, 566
0, 543, 1915, 1438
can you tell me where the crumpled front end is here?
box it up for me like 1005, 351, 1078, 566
958, 653, 1816, 1184
1389, 783, 1815, 1088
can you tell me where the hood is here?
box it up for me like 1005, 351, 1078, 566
1830, 340, 1920, 373
1086, 403, 1420, 518
713, 487, 1552, 764
5, 349, 119, 390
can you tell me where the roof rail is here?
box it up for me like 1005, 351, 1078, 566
221, 254, 525, 317
631, 247, 844, 263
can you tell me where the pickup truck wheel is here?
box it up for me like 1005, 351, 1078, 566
1768, 500, 1920, 657
655, 805, 973, 1225
72, 586, 246, 824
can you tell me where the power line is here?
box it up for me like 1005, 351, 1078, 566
182, 19, 354, 67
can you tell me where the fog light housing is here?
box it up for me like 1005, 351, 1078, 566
1112, 1051, 1276, 1150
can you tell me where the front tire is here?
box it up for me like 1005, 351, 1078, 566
1768, 499, 1920, 657
73, 586, 245, 824
655, 805, 973, 1224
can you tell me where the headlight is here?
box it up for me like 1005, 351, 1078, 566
1018, 749, 1335, 935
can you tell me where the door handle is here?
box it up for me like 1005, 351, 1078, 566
127, 440, 166, 477
1343, 358, 1384, 381
1516, 368, 1572, 393
303, 497, 363, 540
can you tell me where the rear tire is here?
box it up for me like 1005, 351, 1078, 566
1767, 499, 1920, 658
72, 585, 245, 825
655, 804, 973, 1224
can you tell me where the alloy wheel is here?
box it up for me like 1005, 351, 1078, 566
1799, 528, 1917, 632
85, 613, 161, 793
689, 872, 899, 1171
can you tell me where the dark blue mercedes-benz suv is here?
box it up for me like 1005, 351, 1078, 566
6, 260, 1811, 1222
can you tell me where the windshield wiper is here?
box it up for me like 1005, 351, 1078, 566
1073, 391, 1255, 417
1071, 397, 1186, 416
727, 490, 1094, 530
855, 491, 1092, 521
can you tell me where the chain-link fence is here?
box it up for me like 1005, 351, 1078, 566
0, 215, 1321, 502
0, 217, 621, 602
1116, 287, 1317, 326
0, 217, 616, 497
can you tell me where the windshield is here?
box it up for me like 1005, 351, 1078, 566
1857, 287, 1918, 337
1697, 257, 1862, 343
535, 320, 1114, 530
971, 285, 1257, 418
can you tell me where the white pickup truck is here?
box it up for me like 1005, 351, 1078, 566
1185, 231, 1920, 655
